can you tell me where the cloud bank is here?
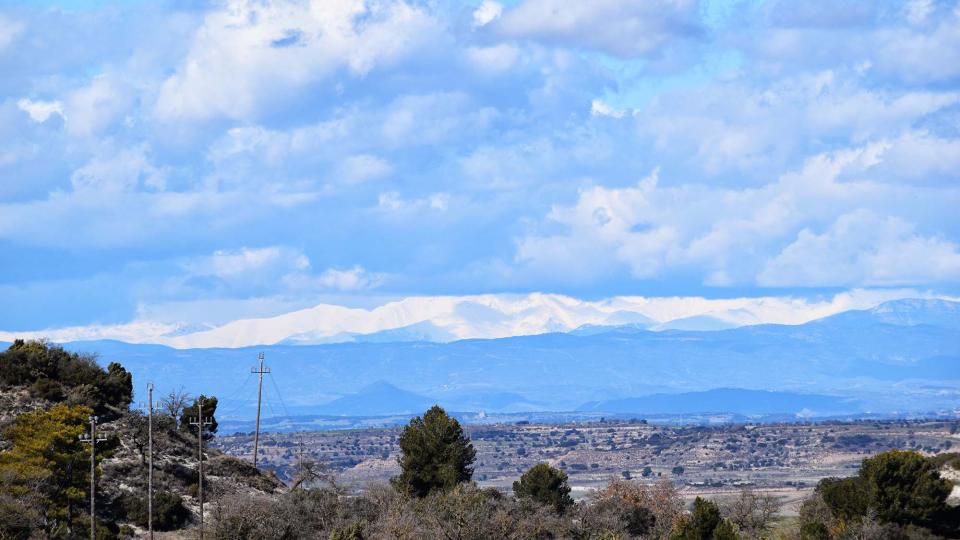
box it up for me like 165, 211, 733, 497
0, 0, 958, 331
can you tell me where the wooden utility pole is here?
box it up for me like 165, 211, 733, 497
189, 398, 213, 540
251, 352, 270, 468
297, 437, 304, 486
147, 383, 154, 540
79, 415, 107, 540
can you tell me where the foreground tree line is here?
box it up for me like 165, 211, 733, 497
0, 341, 958, 539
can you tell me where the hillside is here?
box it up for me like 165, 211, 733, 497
0, 341, 282, 538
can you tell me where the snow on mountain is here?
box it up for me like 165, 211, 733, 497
1, 290, 951, 349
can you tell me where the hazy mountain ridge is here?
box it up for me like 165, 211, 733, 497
3, 298, 951, 422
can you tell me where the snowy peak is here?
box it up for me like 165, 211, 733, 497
3, 292, 955, 349
819, 298, 960, 330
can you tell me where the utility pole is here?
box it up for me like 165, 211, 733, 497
147, 383, 154, 540
189, 398, 213, 540
79, 415, 107, 540
297, 437, 304, 486
251, 352, 270, 468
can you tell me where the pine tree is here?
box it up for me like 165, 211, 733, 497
0, 404, 95, 537
392, 405, 475, 497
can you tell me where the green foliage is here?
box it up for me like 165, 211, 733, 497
672, 465, 685, 475
671, 497, 740, 540
812, 450, 956, 537
179, 395, 219, 436
799, 522, 830, 540
120, 490, 190, 531
859, 449, 951, 527
816, 476, 869, 522
711, 518, 738, 540
0, 404, 94, 538
392, 405, 476, 497
0, 340, 132, 417
512, 463, 574, 514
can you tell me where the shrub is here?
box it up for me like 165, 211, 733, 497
671, 497, 740, 540
513, 463, 574, 514
120, 490, 190, 531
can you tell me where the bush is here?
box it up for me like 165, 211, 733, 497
120, 490, 190, 531
671, 497, 740, 540
513, 463, 574, 514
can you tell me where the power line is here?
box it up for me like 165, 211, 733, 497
268, 371, 293, 420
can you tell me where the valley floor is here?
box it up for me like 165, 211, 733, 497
214, 418, 959, 501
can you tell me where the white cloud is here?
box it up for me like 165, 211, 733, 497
514, 138, 960, 288
16, 98, 64, 123
494, 0, 700, 58
336, 154, 392, 184
288, 265, 384, 291
758, 210, 960, 287
590, 99, 626, 118
64, 75, 132, 137
70, 145, 167, 193
472, 0, 503, 27
377, 191, 450, 213
154, 0, 440, 122
183, 246, 310, 280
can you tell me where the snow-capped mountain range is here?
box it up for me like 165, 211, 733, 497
1, 290, 953, 349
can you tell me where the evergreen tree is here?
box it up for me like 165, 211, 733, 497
392, 405, 475, 497
179, 395, 219, 437
671, 497, 740, 540
859, 450, 951, 527
512, 463, 574, 514
0, 404, 95, 538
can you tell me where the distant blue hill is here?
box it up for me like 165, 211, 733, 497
578, 388, 856, 416
315, 381, 435, 416
3, 298, 958, 420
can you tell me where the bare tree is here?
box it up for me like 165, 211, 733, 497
723, 488, 782, 539
160, 386, 191, 428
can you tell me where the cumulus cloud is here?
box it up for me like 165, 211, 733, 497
514, 139, 960, 288
758, 211, 960, 286
1, 0, 959, 330
154, 0, 441, 121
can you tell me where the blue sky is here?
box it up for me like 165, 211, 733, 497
0, 0, 959, 331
